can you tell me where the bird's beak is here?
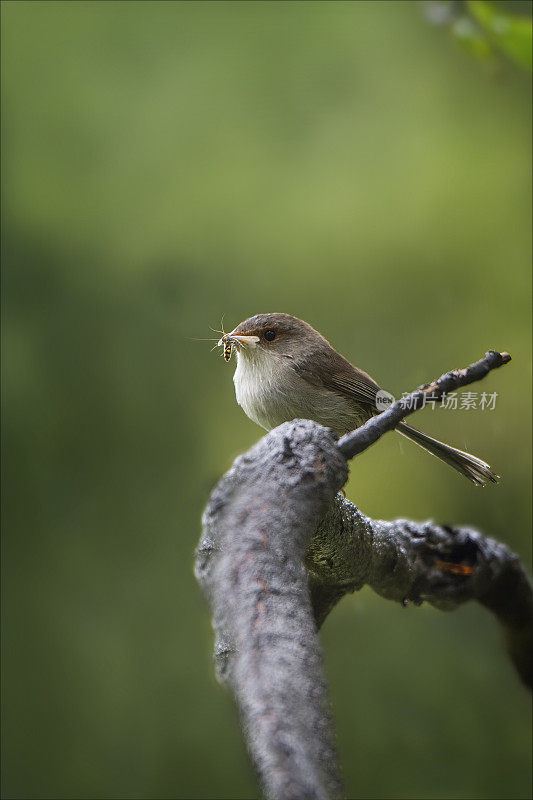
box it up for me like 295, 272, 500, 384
217, 331, 260, 350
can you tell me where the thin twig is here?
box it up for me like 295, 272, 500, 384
337, 349, 511, 459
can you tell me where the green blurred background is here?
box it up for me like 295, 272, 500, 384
2, 2, 531, 798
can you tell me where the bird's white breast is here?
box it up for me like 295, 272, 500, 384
232, 349, 365, 435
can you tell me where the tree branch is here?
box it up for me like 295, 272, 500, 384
197, 423, 347, 800
196, 350, 530, 800
307, 494, 533, 687
338, 349, 511, 459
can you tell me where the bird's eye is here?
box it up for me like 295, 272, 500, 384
264, 329, 277, 341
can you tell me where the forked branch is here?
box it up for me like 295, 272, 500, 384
196, 350, 530, 800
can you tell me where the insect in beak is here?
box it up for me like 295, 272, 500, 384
217, 333, 233, 362
217, 332, 260, 360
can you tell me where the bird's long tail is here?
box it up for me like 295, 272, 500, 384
396, 422, 499, 486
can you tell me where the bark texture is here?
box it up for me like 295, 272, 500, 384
196, 421, 532, 800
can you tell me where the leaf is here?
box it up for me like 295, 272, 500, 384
467, 0, 533, 70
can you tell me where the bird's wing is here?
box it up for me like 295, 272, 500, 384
292, 348, 381, 409
324, 369, 380, 407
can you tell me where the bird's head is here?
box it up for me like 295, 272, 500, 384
218, 313, 320, 362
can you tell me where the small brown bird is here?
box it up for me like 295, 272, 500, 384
218, 313, 498, 486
